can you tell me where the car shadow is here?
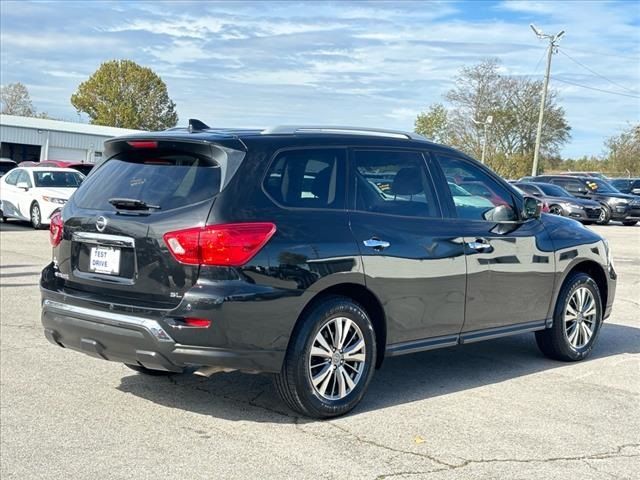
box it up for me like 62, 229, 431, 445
117, 322, 639, 424
0, 220, 36, 232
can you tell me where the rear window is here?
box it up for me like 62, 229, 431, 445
73, 153, 221, 211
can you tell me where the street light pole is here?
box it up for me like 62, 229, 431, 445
472, 115, 493, 164
530, 24, 564, 177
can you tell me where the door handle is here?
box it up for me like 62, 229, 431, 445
466, 239, 492, 251
363, 238, 391, 251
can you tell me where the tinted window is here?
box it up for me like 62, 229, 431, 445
550, 178, 582, 192
74, 153, 221, 211
586, 178, 619, 193
515, 183, 541, 195
437, 156, 517, 221
34, 170, 82, 188
265, 148, 345, 209
4, 169, 20, 185
353, 150, 439, 218
536, 183, 572, 197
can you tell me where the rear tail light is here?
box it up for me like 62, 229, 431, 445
163, 222, 276, 267
49, 211, 64, 247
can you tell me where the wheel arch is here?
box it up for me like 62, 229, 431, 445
290, 283, 387, 368
558, 260, 608, 315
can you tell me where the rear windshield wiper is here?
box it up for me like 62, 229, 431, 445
108, 198, 161, 210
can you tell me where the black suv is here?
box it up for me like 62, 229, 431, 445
41, 122, 617, 418
534, 175, 640, 226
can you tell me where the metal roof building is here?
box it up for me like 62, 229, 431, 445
0, 115, 143, 164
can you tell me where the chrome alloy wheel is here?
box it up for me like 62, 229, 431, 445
565, 287, 597, 349
308, 317, 366, 400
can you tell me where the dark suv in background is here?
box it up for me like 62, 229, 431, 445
609, 178, 640, 196
514, 182, 602, 223
41, 122, 616, 418
533, 175, 640, 226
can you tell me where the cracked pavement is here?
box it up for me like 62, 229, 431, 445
1, 221, 638, 479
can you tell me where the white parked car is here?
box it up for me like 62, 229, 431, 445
0, 167, 84, 228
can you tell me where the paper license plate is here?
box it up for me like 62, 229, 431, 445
89, 246, 121, 275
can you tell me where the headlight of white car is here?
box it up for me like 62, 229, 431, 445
42, 196, 67, 205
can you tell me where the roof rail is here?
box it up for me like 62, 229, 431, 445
261, 125, 428, 141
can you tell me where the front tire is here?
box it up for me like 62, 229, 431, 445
596, 205, 611, 225
30, 202, 42, 229
549, 205, 564, 216
274, 296, 376, 419
535, 272, 603, 361
622, 220, 638, 226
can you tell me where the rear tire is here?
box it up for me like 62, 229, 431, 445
535, 272, 603, 362
30, 202, 42, 229
274, 296, 376, 419
622, 220, 638, 226
596, 205, 611, 225
125, 364, 176, 376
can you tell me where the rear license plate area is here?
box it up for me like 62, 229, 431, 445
74, 242, 135, 279
89, 246, 121, 275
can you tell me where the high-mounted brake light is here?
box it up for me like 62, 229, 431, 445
163, 223, 276, 267
49, 211, 64, 247
127, 141, 158, 149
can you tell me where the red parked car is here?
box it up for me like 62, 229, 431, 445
39, 160, 94, 176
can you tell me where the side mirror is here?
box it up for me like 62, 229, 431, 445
483, 204, 518, 222
16, 181, 29, 191
522, 196, 541, 220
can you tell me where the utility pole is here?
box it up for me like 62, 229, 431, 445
530, 24, 565, 176
472, 115, 493, 164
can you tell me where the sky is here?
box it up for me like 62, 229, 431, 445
1, 0, 639, 158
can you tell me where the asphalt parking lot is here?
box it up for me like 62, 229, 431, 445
1, 220, 638, 479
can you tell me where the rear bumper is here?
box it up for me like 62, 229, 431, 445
41, 290, 284, 373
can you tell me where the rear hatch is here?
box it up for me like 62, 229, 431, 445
54, 137, 245, 308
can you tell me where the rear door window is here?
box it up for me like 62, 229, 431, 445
352, 150, 440, 218
73, 153, 221, 211
17, 170, 32, 188
264, 148, 346, 209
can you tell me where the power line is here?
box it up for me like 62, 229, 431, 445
560, 45, 640, 62
552, 77, 640, 99
558, 48, 638, 94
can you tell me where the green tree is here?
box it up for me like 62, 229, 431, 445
605, 124, 640, 176
71, 60, 178, 130
414, 103, 451, 144
414, 59, 571, 178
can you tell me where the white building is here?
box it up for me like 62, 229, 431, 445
0, 115, 143, 164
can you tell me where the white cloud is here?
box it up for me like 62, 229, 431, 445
1, 0, 638, 158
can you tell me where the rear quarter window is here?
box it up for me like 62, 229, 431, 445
73, 153, 221, 211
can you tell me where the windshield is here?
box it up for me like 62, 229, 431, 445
34, 170, 84, 187
537, 183, 572, 198
73, 153, 221, 211
585, 178, 620, 193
